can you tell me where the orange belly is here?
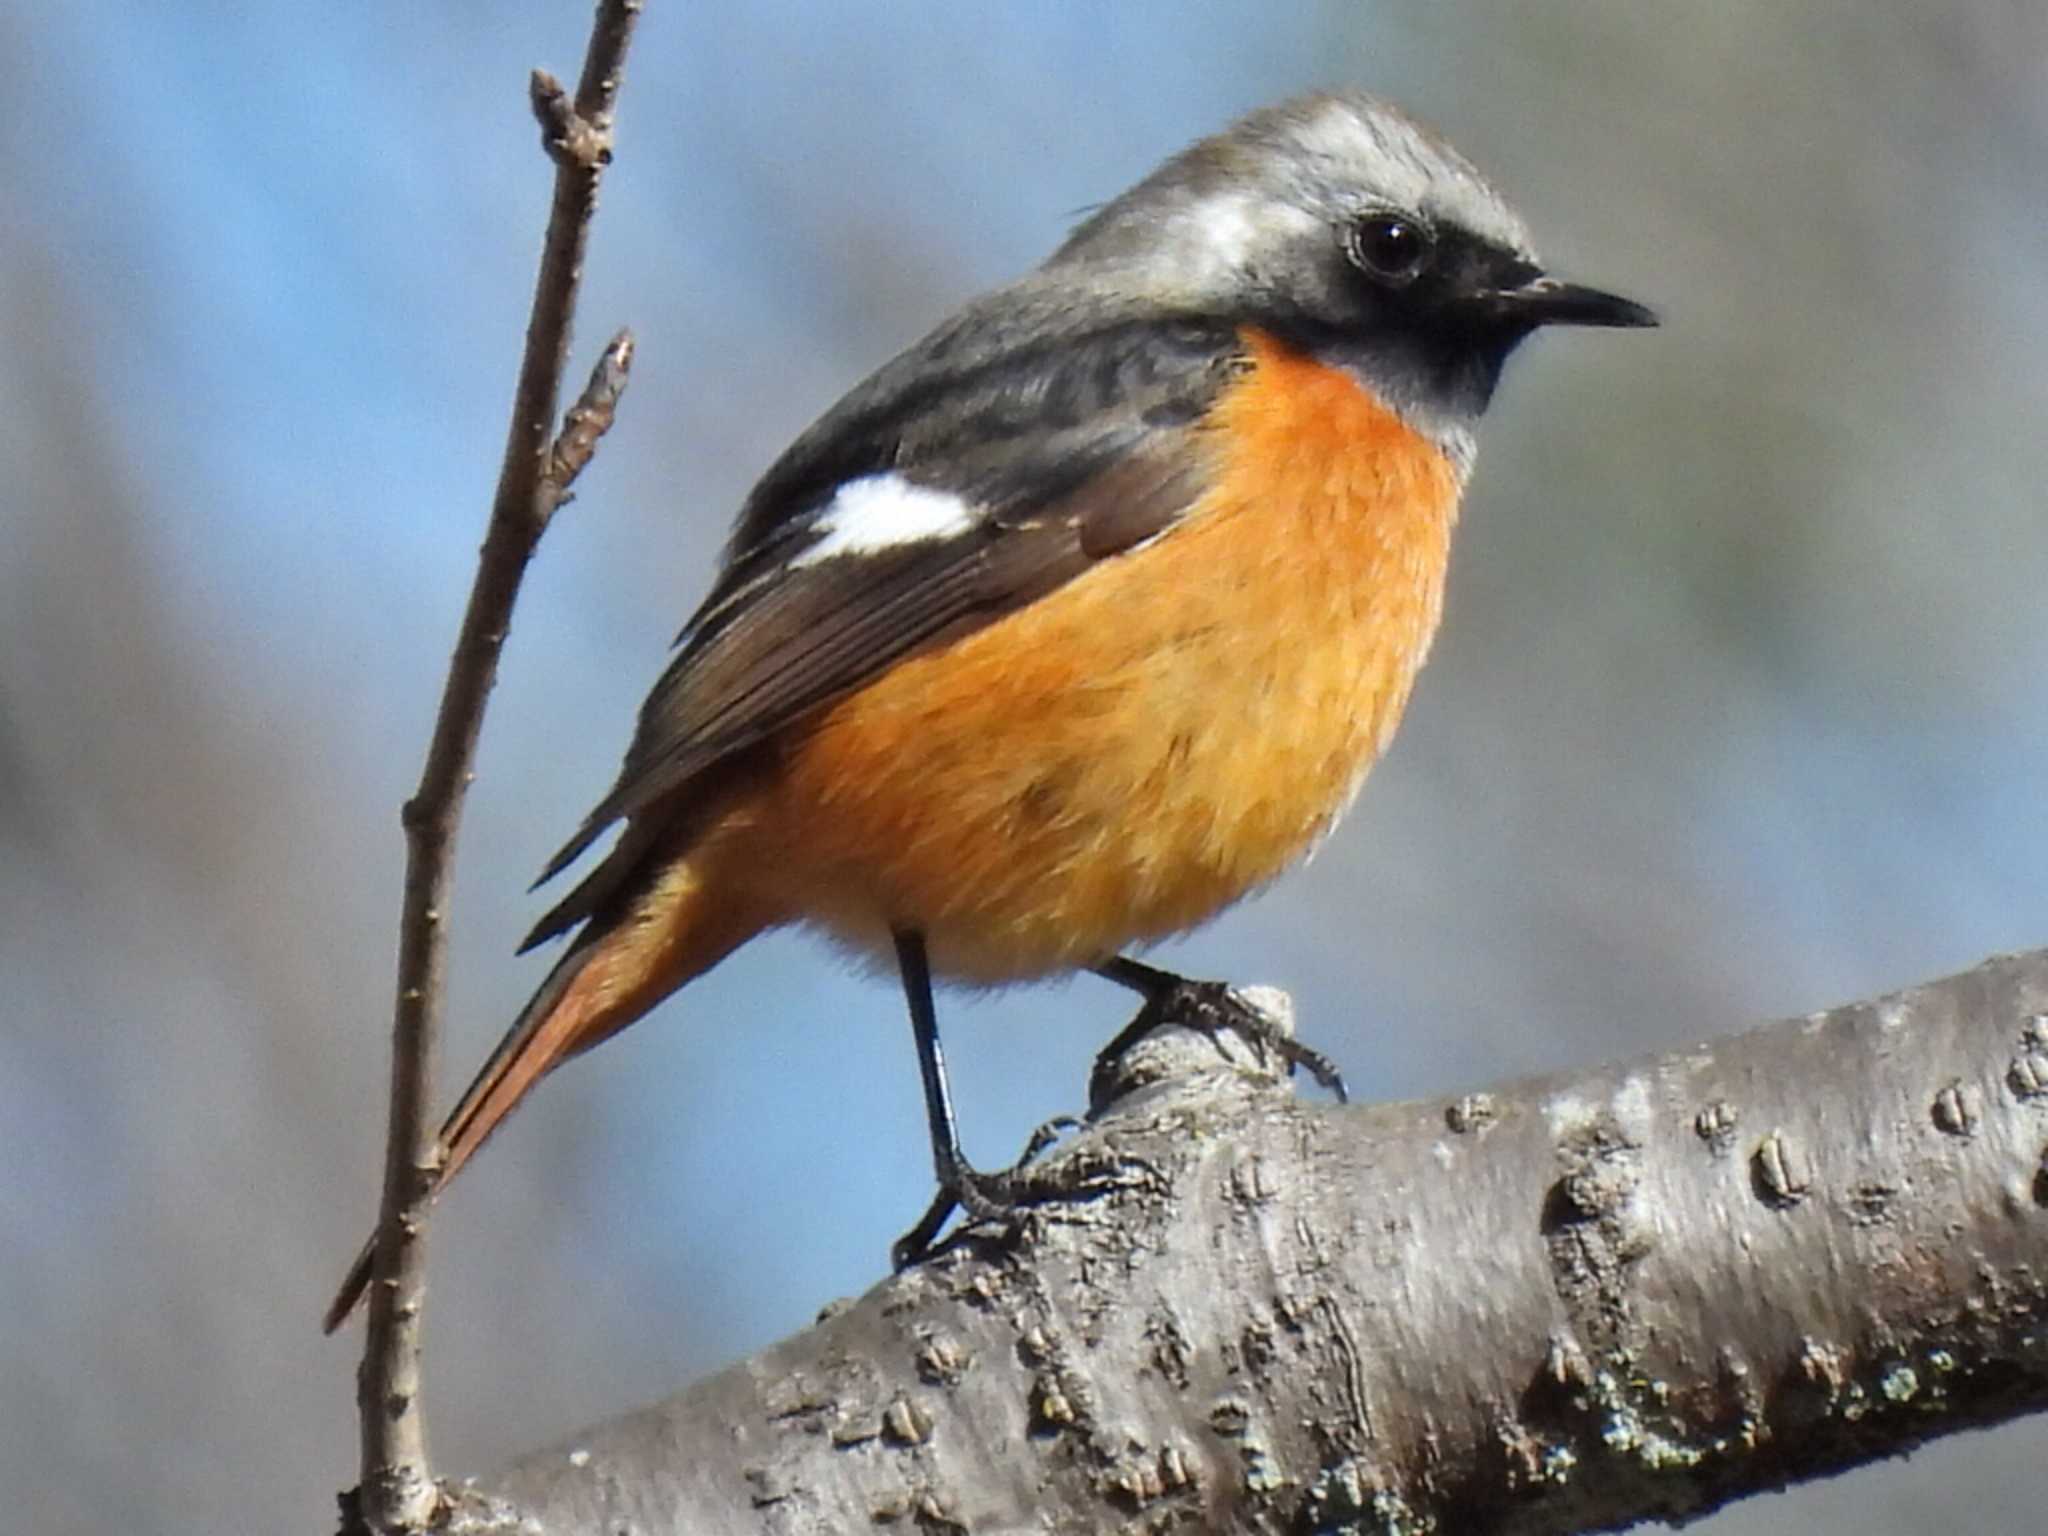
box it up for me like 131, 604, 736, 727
752, 328, 1461, 982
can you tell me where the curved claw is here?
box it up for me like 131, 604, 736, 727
1016, 1114, 1083, 1167
1090, 959, 1349, 1104
891, 1114, 1088, 1270
890, 1160, 1018, 1270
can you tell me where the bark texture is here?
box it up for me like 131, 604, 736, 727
437, 951, 2048, 1534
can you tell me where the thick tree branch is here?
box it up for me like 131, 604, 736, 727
352, 4, 641, 1530
441, 949, 2046, 1534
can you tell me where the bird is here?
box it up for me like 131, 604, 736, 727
325, 89, 1653, 1332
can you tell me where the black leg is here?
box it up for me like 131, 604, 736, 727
896, 928, 970, 1191
1091, 954, 1349, 1103
891, 928, 1017, 1269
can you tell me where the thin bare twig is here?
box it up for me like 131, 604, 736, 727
353, 4, 642, 1531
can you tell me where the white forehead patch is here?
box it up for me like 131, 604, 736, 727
1046, 90, 1534, 303
791, 473, 979, 566
1290, 96, 1532, 256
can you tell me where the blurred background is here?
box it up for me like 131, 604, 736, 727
3, 3, 2044, 1531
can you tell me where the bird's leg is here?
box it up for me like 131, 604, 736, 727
891, 928, 1022, 1269
1090, 954, 1349, 1104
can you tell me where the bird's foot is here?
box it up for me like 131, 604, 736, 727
1090, 960, 1349, 1109
890, 1116, 1081, 1270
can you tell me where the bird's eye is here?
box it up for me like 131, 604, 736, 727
1347, 212, 1434, 286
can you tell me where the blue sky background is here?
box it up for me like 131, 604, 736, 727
2, 3, 2045, 1530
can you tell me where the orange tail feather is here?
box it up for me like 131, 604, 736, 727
323, 848, 771, 1333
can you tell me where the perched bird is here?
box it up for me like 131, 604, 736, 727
326, 90, 1653, 1331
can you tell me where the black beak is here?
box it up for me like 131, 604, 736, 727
1483, 274, 1658, 330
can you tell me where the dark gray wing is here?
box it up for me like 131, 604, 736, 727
522, 308, 1244, 946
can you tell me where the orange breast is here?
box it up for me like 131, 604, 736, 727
755, 327, 1462, 982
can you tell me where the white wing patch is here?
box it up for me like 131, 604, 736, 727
790, 473, 979, 567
